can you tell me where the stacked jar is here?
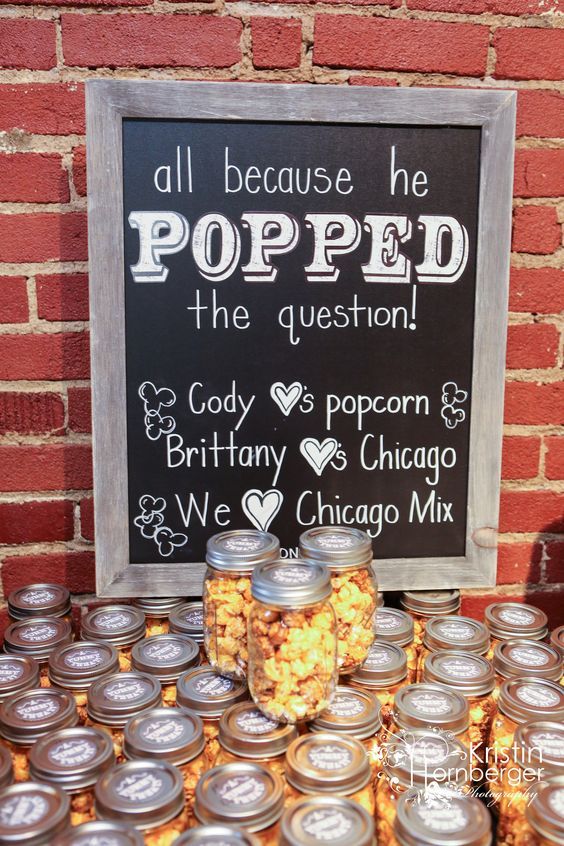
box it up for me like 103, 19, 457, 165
280, 795, 376, 846
4, 617, 73, 687
131, 634, 200, 705
0, 782, 71, 845
347, 642, 409, 729
416, 616, 490, 681
299, 526, 377, 674
131, 597, 186, 636
53, 820, 144, 846
48, 641, 120, 724
374, 609, 418, 682
393, 788, 492, 846
526, 778, 564, 846
390, 683, 471, 748
81, 605, 146, 672
400, 590, 460, 656
0, 654, 40, 703
492, 640, 562, 684
8, 584, 72, 625
169, 602, 206, 662
485, 602, 548, 657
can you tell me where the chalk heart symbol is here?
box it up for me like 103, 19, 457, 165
242, 489, 283, 533
300, 437, 339, 477
270, 382, 304, 417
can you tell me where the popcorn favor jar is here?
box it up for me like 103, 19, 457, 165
0, 782, 71, 846
526, 778, 564, 846
169, 602, 206, 661
132, 597, 186, 636
390, 683, 470, 748
400, 590, 461, 647
8, 584, 72, 624
416, 616, 490, 681
53, 820, 144, 846
247, 560, 338, 724
279, 795, 376, 846
131, 634, 200, 706
0, 654, 40, 702
48, 641, 120, 724
347, 641, 409, 729
493, 639, 563, 683
393, 788, 492, 846
204, 530, 280, 679
484, 602, 548, 653
299, 526, 377, 673
374, 609, 418, 682
4, 617, 73, 687
81, 605, 146, 672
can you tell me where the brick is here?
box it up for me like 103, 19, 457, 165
499, 490, 564, 534
512, 206, 560, 255
80, 497, 94, 541
0, 20, 56, 70
7, 0, 151, 6
62, 14, 242, 68
0, 277, 28, 324
72, 147, 87, 197
36, 274, 89, 322
545, 541, 564, 584
349, 76, 399, 86
497, 542, 542, 584
494, 29, 564, 82
506, 323, 559, 370
461, 594, 520, 622
510, 267, 564, 315
0, 392, 65, 435
0, 84, 85, 135
1, 551, 95, 596
545, 437, 564, 481
501, 436, 541, 480
517, 592, 564, 629
517, 90, 564, 139
313, 17, 488, 76
0, 609, 10, 645
504, 381, 563, 426
487, 0, 559, 11
407, 0, 485, 12
0, 334, 90, 381
0, 213, 87, 263
68, 387, 92, 433
0, 154, 69, 204
0, 444, 92, 492
514, 150, 564, 199
252, 18, 301, 70
0, 500, 74, 545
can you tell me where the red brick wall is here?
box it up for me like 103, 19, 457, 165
0, 0, 562, 631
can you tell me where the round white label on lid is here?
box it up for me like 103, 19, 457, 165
440, 657, 481, 678
236, 709, 278, 735
0, 795, 49, 827
215, 775, 266, 805
272, 566, 315, 585
105, 680, 149, 702
498, 608, 535, 626
516, 684, 561, 708
0, 663, 24, 683
301, 807, 354, 840
193, 674, 234, 696
115, 772, 163, 802
21, 589, 56, 606
19, 624, 57, 642
328, 694, 365, 719
307, 744, 353, 771
410, 693, 451, 716
96, 612, 132, 631
64, 649, 104, 670
141, 718, 185, 744
48, 739, 98, 767
508, 646, 549, 667
548, 788, 564, 819
436, 622, 474, 640
15, 696, 60, 721
222, 536, 265, 553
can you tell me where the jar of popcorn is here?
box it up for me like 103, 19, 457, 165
299, 526, 377, 674
391, 683, 470, 747
29, 726, 115, 826
247, 560, 338, 724
169, 602, 206, 661
174, 827, 260, 846
0, 654, 40, 702
81, 605, 146, 672
393, 787, 492, 846
416, 616, 490, 681
8, 584, 72, 624
347, 642, 409, 729
204, 530, 280, 679
485, 602, 548, 651
374, 609, 418, 682
131, 634, 200, 706
493, 640, 562, 683
131, 597, 186, 636
0, 782, 71, 845
526, 778, 564, 846
280, 795, 376, 846
53, 820, 144, 846
400, 590, 461, 646
4, 617, 73, 687
48, 641, 120, 724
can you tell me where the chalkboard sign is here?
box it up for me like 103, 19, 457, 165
86, 81, 515, 596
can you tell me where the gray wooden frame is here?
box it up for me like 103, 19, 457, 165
86, 80, 515, 597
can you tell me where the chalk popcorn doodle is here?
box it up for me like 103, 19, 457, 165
134, 495, 188, 556
441, 382, 468, 430
139, 381, 177, 441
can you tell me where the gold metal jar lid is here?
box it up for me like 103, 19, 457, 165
423, 617, 490, 655
374, 609, 414, 647
349, 641, 408, 688
251, 560, 332, 608
95, 759, 184, 831
0, 687, 78, 745
0, 744, 13, 789
87, 672, 162, 727
169, 602, 204, 644
48, 641, 120, 690
393, 684, 469, 736
8, 584, 71, 621
219, 701, 297, 760
206, 530, 280, 575
513, 720, 564, 774
131, 634, 200, 683
81, 605, 146, 649
123, 707, 205, 766
494, 639, 562, 681
498, 678, 564, 724
52, 820, 144, 846
0, 782, 70, 845
195, 762, 285, 832
131, 597, 185, 618
526, 776, 564, 845
395, 788, 491, 846
310, 686, 382, 740
4, 617, 73, 664
0, 654, 40, 700
279, 795, 376, 846
29, 726, 115, 791
383, 730, 470, 790
174, 826, 260, 846
484, 602, 548, 641
285, 732, 371, 796
551, 626, 564, 659
423, 652, 495, 698
176, 666, 248, 719
299, 526, 373, 569
400, 591, 460, 618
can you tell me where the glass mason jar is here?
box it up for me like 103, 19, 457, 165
309, 685, 384, 778
493, 639, 562, 683
0, 782, 71, 845
48, 641, 120, 724
299, 526, 377, 674
0, 654, 40, 702
169, 601, 206, 661
95, 759, 189, 846
400, 590, 461, 647
53, 820, 144, 846
393, 787, 492, 846
194, 762, 285, 846
0, 687, 78, 781
348, 641, 409, 729
174, 827, 260, 846
204, 529, 280, 679
131, 633, 200, 706
8, 583, 72, 624
526, 778, 564, 846
123, 706, 207, 814
85, 671, 162, 760
81, 605, 146, 672
417, 616, 490, 681
485, 602, 548, 654
374, 609, 417, 683
29, 725, 115, 826
247, 560, 338, 724
390, 683, 470, 748
131, 597, 186, 636
285, 732, 375, 814
280, 795, 376, 846
177, 665, 249, 766
4, 617, 73, 687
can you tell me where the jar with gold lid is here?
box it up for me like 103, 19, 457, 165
374, 609, 417, 682
53, 820, 144, 846
391, 683, 470, 747
485, 602, 548, 651
48, 641, 120, 724
8, 583, 72, 623
393, 787, 492, 846
95, 759, 189, 846
174, 827, 260, 846
177, 665, 249, 766
194, 762, 285, 846
417, 616, 490, 681
527, 777, 564, 846
0, 687, 78, 781
400, 590, 461, 646
4, 617, 73, 687
0, 781, 71, 845
169, 601, 206, 661
280, 795, 376, 846
81, 605, 146, 672
0, 654, 40, 701
204, 530, 280, 679
299, 526, 377, 674
131, 597, 185, 636
29, 725, 115, 826
493, 640, 562, 683
348, 642, 409, 729
131, 634, 200, 706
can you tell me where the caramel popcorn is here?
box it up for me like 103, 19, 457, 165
330, 568, 377, 672
204, 573, 253, 678
145, 806, 192, 846
69, 788, 96, 827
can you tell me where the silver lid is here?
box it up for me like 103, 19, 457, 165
206, 530, 280, 574
131, 634, 200, 682
52, 820, 144, 846
485, 602, 548, 641
219, 701, 297, 760
177, 666, 249, 718
29, 726, 114, 791
123, 707, 205, 765
86, 672, 162, 727
0, 687, 78, 744
4, 617, 73, 664
514, 720, 564, 774
349, 641, 407, 687
251, 560, 332, 607
195, 763, 285, 832
0, 655, 40, 700
395, 788, 491, 846
280, 795, 375, 846
393, 684, 469, 735
526, 776, 564, 844
285, 732, 371, 795
400, 591, 460, 617
310, 686, 382, 739
169, 602, 204, 644
423, 652, 495, 697
374, 609, 414, 647
0, 782, 70, 845
81, 606, 146, 649
95, 759, 184, 830
551, 626, 564, 659
174, 827, 260, 846
8, 584, 71, 621
0, 745, 13, 790
493, 639, 563, 681
299, 527, 373, 569
48, 641, 120, 690
423, 617, 490, 655
498, 678, 564, 724
383, 730, 470, 790
131, 597, 185, 618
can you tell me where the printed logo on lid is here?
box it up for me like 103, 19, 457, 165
73, 837, 123, 846
548, 788, 564, 819
328, 694, 365, 719
141, 718, 185, 744
364, 646, 393, 668
314, 533, 356, 551
184, 609, 203, 627
498, 608, 536, 626
235, 709, 278, 735
272, 566, 315, 585
115, 772, 164, 802
515, 684, 561, 708
439, 657, 481, 679
409, 737, 450, 767
409, 692, 451, 716
307, 744, 353, 771
20, 589, 56, 606
15, 696, 60, 721
376, 612, 401, 632
48, 738, 98, 767
508, 646, 549, 667
301, 807, 354, 840
193, 673, 234, 696
413, 801, 468, 833
528, 731, 564, 759
64, 648, 104, 670
0, 794, 49, 827
105, 680, 150, 702
435, 622, 474, 641
0, 663, 24, 683
214, 774, 266, 806
222, 536, 265, 553
95, 612, 133, 631
144, 642, 183, 662
19, 623, 57, 643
